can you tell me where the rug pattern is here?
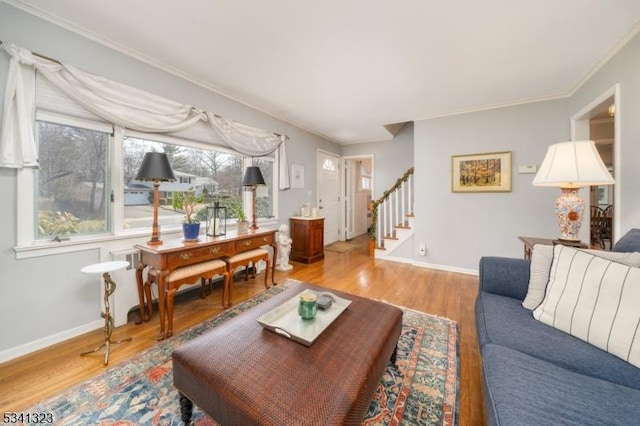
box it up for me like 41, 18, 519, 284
28, 280, 458, 426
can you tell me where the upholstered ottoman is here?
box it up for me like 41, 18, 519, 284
172, 282, 402, 425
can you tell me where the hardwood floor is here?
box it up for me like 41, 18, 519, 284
0, 234, 485, 425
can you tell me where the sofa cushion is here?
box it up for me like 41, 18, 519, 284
481, 343, 640, 426
533, 245, 640, 368
476, 291, 640, 390
522, 244, 640, 310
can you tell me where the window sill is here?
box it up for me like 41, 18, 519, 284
13, 229, 183, 260
13, 219, 280, 260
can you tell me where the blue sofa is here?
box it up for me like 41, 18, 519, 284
476, 229, 640, 425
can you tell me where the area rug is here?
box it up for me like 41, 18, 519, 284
324, 241, 359, 253
28, 279, 458, 426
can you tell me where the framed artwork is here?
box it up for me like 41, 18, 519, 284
291, 164, 304, 189
597, 186, 611, 206
451, 151, 512, 193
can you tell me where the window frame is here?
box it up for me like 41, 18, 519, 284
35, 115, 114, 241
15, 118, 280, 259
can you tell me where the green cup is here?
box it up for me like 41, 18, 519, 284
298, 291, 317, 320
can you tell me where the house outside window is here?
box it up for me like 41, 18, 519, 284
123, 136, 245, 231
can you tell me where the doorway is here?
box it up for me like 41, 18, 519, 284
343, 156, 374, 240
572, 85, 619, 249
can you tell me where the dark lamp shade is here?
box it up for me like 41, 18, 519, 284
135, 152, 176, 181
242, 166, 265, 186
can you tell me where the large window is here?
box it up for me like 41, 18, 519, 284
36, 120, 111, 240
123, 136, 245, 231
27, 121, 278, 246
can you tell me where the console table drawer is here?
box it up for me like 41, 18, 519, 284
167, 243, 233, 268
235, 234, 274, 251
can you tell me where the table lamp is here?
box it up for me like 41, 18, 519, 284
532, 140, 614, 241
242, 166, 265, 230
135, 152, 176, 245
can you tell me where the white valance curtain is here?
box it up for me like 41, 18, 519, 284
0, 44, 37, 168
0, 43, 291, 189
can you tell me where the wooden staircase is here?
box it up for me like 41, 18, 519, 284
368, 167, 414, 259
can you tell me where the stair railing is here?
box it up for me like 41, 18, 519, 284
368, 167, 414, 255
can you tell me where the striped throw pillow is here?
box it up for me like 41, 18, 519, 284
522, 244, 640, 310
533, 245, 640, 368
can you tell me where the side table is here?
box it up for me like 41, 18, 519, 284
518, 236, 589, 260
80, 260, 133, 364
290, 216, 325, 263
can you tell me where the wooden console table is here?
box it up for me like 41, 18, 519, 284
135, 228, 277, 339
518, 236, 589, 260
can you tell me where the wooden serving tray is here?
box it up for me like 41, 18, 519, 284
257, 290, 351, 346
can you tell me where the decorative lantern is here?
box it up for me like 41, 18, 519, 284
206, 202, 226, 236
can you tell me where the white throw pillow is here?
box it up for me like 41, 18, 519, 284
533, 245, 640, 368
522, 245, 640, 310
522, 244, 554, 310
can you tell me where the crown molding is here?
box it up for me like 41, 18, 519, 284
569, 21, 640, 96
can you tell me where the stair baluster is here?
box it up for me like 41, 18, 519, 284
368, 167, 415, 256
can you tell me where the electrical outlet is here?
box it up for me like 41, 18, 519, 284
418, 243, 426, 256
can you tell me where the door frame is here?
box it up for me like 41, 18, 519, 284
571, 83, 620, 243
316, 149, 342, 245
342, 154, 375, 240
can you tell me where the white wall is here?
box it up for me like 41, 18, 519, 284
0, 3, 339, 359
408, 30, 640, 272
570, 32, 640, 236
413, 99, 570, 271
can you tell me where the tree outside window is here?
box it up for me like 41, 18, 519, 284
36, 121, 110, 239
253, 158, 274, 219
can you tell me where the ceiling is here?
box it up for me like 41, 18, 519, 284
6, 0, 640, 144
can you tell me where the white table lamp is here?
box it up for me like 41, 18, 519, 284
532, 140, 614, 241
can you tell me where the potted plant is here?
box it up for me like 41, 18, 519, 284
172, 187, 204, 240
229, 201, 250, 234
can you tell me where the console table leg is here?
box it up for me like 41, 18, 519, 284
179, 393, 193, 425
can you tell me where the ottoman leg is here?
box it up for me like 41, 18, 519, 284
179, 392, 194, 424
390, 344, 398, 365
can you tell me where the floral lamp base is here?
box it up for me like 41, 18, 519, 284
555, 187, 584, 241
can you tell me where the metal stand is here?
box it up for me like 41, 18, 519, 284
81, 261, 132, 364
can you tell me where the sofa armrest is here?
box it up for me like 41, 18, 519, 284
612, 228, 640, 252
478, 256, 530, 300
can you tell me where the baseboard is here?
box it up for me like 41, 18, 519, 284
380, 255, 479, 276
412, 260, 478, 276
0, 319, 103, 364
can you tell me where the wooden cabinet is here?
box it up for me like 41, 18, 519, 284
290, 217, 325, 264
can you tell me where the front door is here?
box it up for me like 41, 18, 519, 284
317, 150, 341, 245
